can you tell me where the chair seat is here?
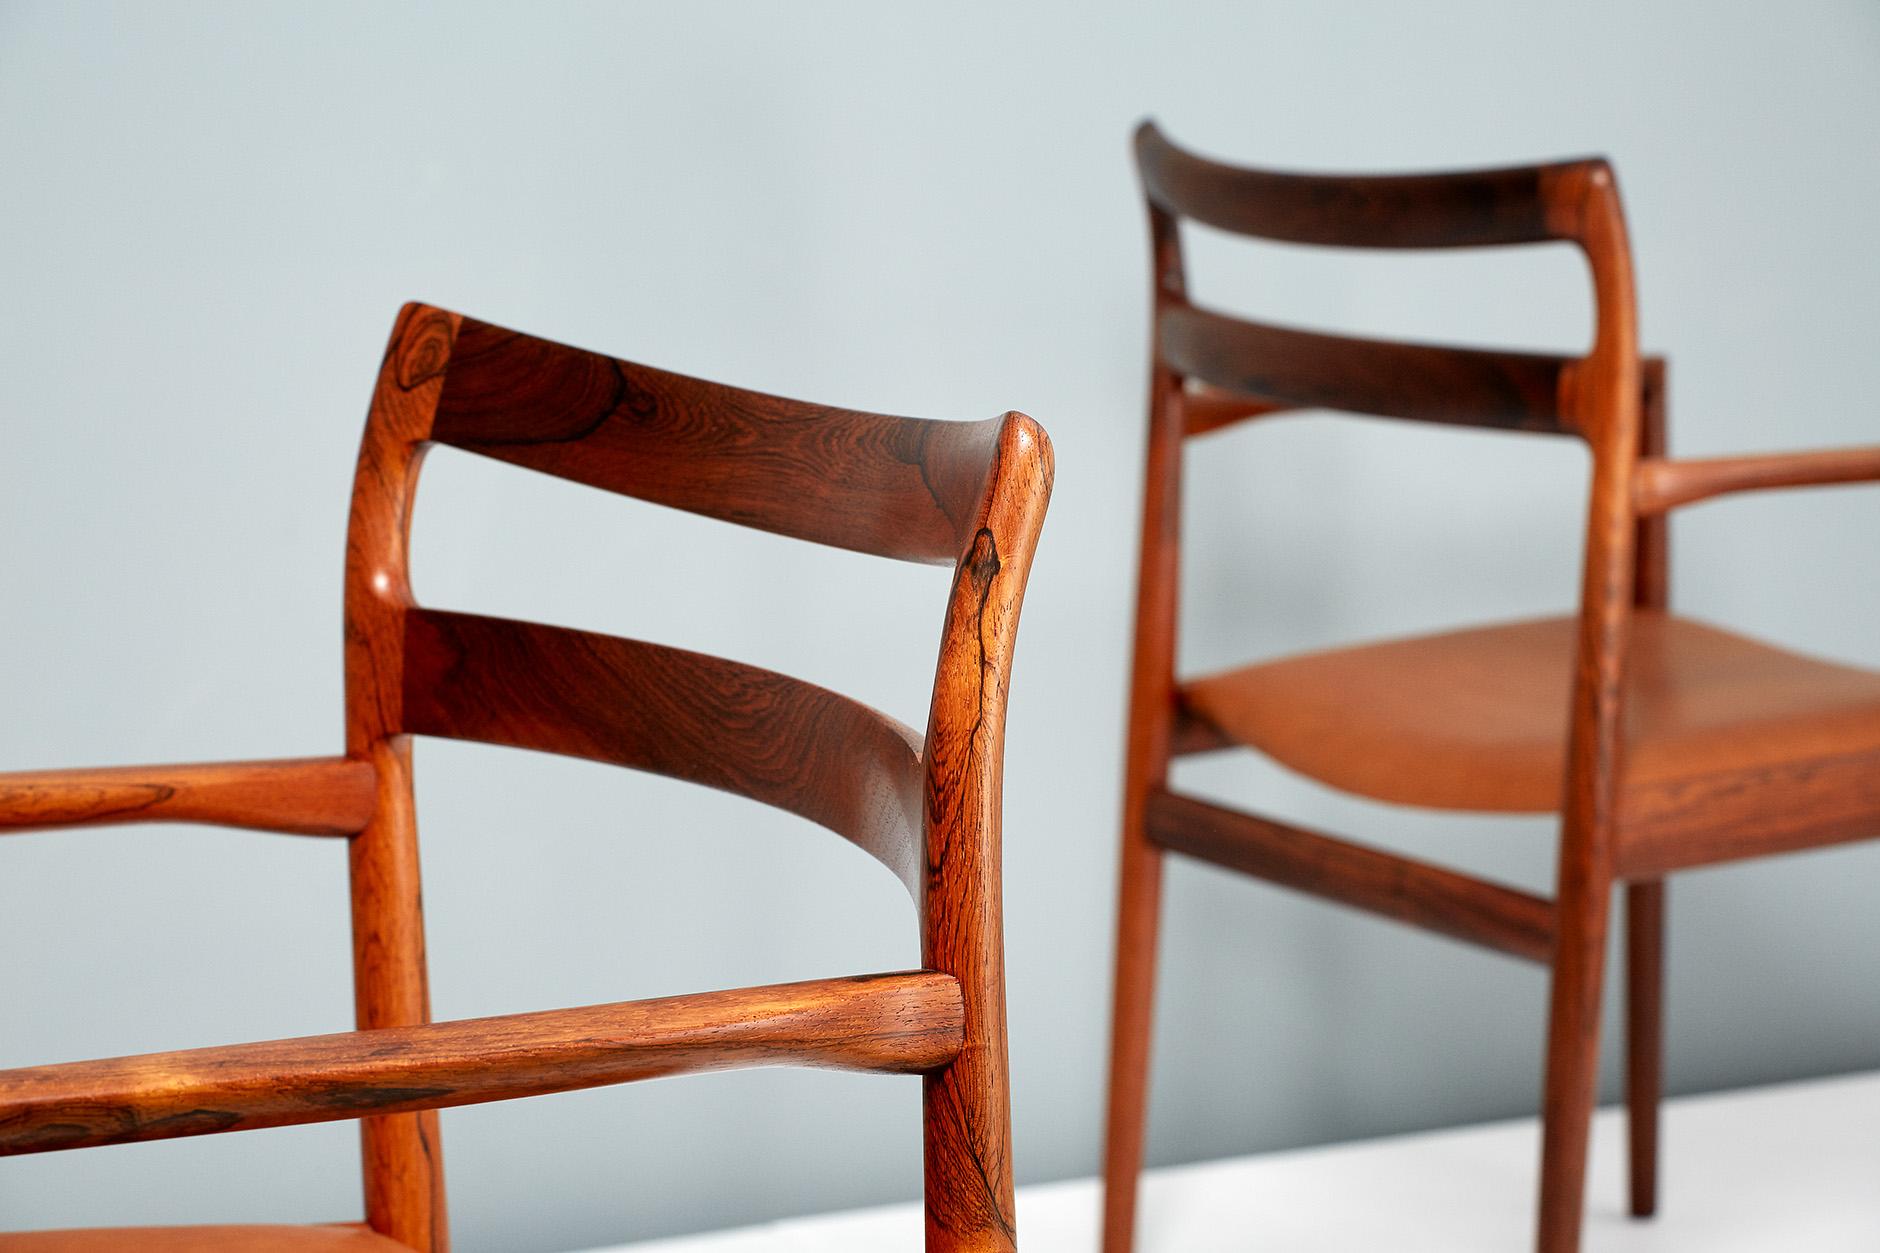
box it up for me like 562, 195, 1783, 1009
1181, 611, 1880, 816
0, 1226, 405, 1251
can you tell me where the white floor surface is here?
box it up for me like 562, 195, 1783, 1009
594, 1071, 1880, 1251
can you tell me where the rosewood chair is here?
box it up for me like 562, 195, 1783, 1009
1101, 122, 1880, 1253
0, 304, 1053, 1252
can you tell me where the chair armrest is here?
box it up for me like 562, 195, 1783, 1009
0, 971, 963, 1155
1633, 445, 1880, 514
0, 756, 376, 837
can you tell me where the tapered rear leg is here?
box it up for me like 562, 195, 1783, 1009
1628, 355, 1669, 1224
1626, 878, 1665, 1218
1537, 841, 1614, 1253
923, 1052, 1016, 1253
1101, 816, 1166, 1253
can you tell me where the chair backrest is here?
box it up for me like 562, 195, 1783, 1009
339, 304, 1053, 1248
1133, 120, 1640, 447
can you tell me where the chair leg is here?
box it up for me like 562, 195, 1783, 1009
1626, 879, 1665, 1218
1101, 822, 1166, 1253
923, 1052, 1016, 1253
1537, 857, 1615, 1253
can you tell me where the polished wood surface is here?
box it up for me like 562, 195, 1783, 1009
0, 1226, 406, 1252
1179, 611, 1880, 817
431, 315, 1013, 566
401, 608, 925, 890
1178, 382, 1293, 437
1144, 789, 1555, 962
917, 411, 1052, 1253
1104, 122, 1879, 1253
1135, 121, 1585, 249
3, 304, 1052, 1253
0, 973, 962, 1155
1634, 443, 1880, 513
1625, 358, 1668, 1222
345, 305, 451, 1252
0, 757, 375, 837
1159, 302, 1572, 434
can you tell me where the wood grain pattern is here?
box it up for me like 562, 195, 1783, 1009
1615, 745, 1880, 877
345, 304, 455, 1253
401, 608, 925, 891
919, 413, 1053, 1253
0, 757, 373, 837
1633, 443, 1880, 513
0, 973, 962, 1157
431, 315, 1011, 566
6, 301, 1052, 1253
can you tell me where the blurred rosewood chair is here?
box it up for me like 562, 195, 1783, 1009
0, 305, 1053, 1253
1101, 123, 1880, 1253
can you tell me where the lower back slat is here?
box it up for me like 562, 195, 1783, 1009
1160, 303, 1571, 435
400, 608, 925, 888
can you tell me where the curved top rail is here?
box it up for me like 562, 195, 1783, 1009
1136, 121, 1606, 249
426, 314, 1009, 566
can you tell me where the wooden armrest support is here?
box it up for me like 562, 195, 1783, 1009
1182, 382, 1294, 437
0, 757, 377, 837
0, 971, 963, 1155
1634, 446, 1880, 514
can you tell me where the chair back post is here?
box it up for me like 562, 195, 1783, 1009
342, 303, 460, 1252
918, 412, 1053, 1253
1098, 136, 1197, 1253
1126, 184, 1191, 805
1532, 159, 1643, 1253
1552, 166, 1644, 890
1634, 358, 1669, 610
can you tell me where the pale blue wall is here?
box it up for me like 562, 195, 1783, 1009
3, 2, 1879, 1248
